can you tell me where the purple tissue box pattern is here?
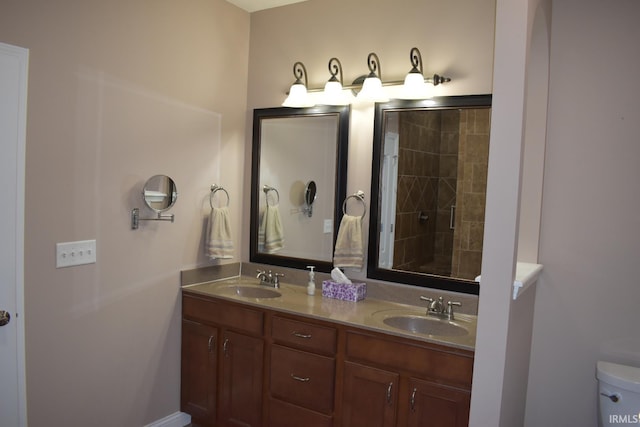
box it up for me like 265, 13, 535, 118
321, 280, 366, 302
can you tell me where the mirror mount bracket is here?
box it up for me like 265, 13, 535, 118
301, 204, 313, 217
131, 208, 175, 230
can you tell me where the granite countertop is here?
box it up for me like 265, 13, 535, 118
182, 276, 477, 351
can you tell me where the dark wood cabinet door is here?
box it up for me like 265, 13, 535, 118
342, 361, 399, 427
181, 320, 217, 426
219, 330, 264, 427
406, 377, 470, 427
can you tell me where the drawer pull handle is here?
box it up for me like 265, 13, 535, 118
410, 388, 417, 411
292, 331, 312, 339
208, 335, 215, 353
223, 338, 229, 357
386, 382, 393, 405
290, 374, 310, 382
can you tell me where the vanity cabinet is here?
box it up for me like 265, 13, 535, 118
181, 319, 218, 423
405, 377, 470, 427
267, 315, 337, 427
182, 295, 265, 427
342, 330, 472, 427
219, 330, 264, 427
342, 361, 399, 427
181, 291, 473, 427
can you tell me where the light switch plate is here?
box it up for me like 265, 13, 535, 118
56, 239, 97, 268
323, 219, 333, 234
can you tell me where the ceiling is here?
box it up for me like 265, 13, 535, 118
226, 0, 309, 13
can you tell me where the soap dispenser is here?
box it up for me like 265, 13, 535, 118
306, 265, 316, 296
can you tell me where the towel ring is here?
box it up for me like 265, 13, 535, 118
342, 191, 367, 220
210, 184, 230, 209
263, 185, 280, 206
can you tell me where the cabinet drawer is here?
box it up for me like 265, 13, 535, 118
268, 398, 333, 427
271, 316, 337, 355
270, 345, 335, 414
346, 331, 473, 389
183, 295, 263, 335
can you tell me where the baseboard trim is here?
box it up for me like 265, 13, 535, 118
145, 411, 191, 427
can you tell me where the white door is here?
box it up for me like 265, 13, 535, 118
0, 42, 28, 427
378, 132, 398, 268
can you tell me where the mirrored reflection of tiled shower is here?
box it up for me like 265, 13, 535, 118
391, 108, 490, 280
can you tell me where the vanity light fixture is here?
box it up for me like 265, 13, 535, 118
400, 47, 434, 100
356, 52, 389, 102
321, 58, 353, 106
400, 47, 453, 99
280, 48, 452, 105
282, 61, 315, 108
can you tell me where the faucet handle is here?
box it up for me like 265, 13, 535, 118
256, 269, 269, 284
273, 272, 284, 288
420, 296, 437, 316
446, 301, 462, 319
419, 296, 434, 304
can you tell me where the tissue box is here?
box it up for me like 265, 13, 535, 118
322, 280, 366, 302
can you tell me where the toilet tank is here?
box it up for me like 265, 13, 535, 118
597, 361, 640, 427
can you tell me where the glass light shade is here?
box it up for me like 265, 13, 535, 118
356, 76, 389, 102
321, 80, 353, 106
400, 72, 434, 100
283, 83, 315, 108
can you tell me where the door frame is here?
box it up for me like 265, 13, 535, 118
0, 41, 28, 427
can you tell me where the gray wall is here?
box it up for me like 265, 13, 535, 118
0, 0, 249, 425
525, 0, 640, 425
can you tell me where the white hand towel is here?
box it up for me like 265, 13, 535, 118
206, 206, 234, 259
258, 205, 284, 253
333, 214, 364, 269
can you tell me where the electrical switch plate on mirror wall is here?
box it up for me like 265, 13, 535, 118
56, 239, 97, 268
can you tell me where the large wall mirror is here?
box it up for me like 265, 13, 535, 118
368, 95, 492, 295
250, 106, 350, 273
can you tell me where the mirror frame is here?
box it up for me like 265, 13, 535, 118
367, 95, 492, 295
250, 105, 350, 273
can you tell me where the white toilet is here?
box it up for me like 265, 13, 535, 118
597, 361, 640, 426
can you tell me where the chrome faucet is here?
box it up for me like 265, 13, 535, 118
256, 269, 284, 288
419, 296, 462, 320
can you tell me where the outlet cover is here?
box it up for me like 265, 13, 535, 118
323, 219, 333, 234
56, 239, 97, 268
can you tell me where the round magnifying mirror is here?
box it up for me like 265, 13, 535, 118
142, 175, 178, 213
305, 181, 317, 206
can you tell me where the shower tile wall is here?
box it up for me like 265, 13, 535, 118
451, 108, 490, 280
394, 111, 434, 271
433, 110, 461, 276
394, 110, 459, 275
394, 108, 489, 280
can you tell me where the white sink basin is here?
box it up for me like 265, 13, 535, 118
382, 315, 468, 337
370, 309, 475, 338
216, 284, 282, 299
